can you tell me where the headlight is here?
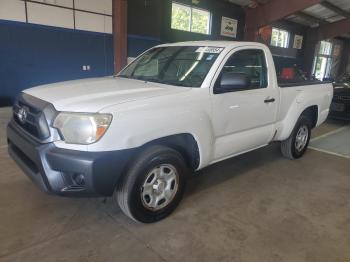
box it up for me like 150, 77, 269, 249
53, 112, 112, 145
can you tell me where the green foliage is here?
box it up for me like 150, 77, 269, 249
171, 5, 190, 31
271, 31, 278, 46
270, 29, 289, 48
171, 4, 209, 35
191, 9, 209, 34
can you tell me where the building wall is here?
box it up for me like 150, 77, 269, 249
161, 0, 245, 43
0, 0, 114, 104
337, 39, 350, 77
128, 0, 245, 42
0, 20, 114, 104
0, 0, 246, 104
127, 0, 163, 58
0, 0, 113, 33
269, 21, 307, 60
256, 20, 308, 71
127, 0, 246, 55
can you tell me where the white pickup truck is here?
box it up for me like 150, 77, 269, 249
7, 41, 333, 223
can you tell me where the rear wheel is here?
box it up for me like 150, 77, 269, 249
114, 145, 188, 223
281, 116, 312, 160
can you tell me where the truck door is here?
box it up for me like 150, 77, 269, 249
211, 47, 279, 161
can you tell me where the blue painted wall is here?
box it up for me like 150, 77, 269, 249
128, 34, 161, 58
0, 20, 160, 106
1, 0, 246, 106
0, 20, 114, 105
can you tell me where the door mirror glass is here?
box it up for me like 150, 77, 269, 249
216, 72, 251, 93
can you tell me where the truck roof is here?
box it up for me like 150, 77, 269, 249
157, 41, 268, 49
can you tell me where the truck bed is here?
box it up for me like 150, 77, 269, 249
274, 81, 333, 141
278, 79, 332, 88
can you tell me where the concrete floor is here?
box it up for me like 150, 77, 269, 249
0, 107, 349, 262
0, 107, 11, 147
311, 127, 350, 157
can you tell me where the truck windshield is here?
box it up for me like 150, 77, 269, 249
118, 46, 223, 87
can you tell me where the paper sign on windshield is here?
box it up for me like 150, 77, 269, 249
196, 47, 224, 54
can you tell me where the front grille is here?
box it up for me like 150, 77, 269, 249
13, 100, 50, 141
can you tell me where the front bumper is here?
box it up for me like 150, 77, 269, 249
7, 120, 135, 197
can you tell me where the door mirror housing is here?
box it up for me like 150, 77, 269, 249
215, 72, 251, 94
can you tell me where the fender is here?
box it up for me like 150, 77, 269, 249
275, 83, 333, 142
88, 88, 215, 169
275, 98, 319, 141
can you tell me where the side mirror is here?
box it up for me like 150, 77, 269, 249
215, 72, 251, 94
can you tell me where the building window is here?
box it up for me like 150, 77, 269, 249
270, 28, 290, 48
319, 41, 332, 56
313, 41, 334, 80
171, 2, 211, 35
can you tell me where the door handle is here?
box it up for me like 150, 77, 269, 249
264, 98, 275, 103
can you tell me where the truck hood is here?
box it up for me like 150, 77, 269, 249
24, 77, 190, 112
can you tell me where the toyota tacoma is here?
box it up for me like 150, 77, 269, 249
7, 41, 333, 223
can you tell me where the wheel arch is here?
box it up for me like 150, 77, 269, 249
276, 104, 319, 141
140, 133, 201, 171
301, 105, 318, 128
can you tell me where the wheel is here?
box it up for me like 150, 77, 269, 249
114, 145, 188, 223
281, 116, 312, 160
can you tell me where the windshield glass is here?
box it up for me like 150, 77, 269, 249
118, 46, 223, 87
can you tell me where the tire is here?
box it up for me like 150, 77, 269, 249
114, 145, 188, 223
281, 116, 312, 160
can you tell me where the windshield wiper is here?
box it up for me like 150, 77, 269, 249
117, 75, 131, 79
118, 76, 190, 87
162, 80, 190, 87
118, 75, 147, 81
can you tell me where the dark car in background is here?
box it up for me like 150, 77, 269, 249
330, 73, 350, 120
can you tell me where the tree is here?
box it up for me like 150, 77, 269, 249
171, 4, 209, 35
171, 5, 190, 31
191, 9, 209, 34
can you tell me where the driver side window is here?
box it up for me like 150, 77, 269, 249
218, 49, 268, 91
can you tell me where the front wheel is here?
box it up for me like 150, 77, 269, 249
114, 145, 188, 223
281, 116, 312, 160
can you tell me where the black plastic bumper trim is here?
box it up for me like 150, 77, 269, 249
7, 121, 136, 197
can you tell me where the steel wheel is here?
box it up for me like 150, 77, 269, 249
141, 164, 179, 211
295, 125, 309, 152
281, 116, 312, 160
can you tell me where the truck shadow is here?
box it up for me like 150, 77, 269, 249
185, 118, 347, 199
185, 143, 283, 197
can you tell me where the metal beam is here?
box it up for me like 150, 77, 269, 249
112, 0, 128, 74
244, 0, 322, 40
314, 17, 350, 40
295, 11, 327, 25
320, 1, 350, 18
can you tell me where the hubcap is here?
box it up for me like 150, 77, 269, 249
141, 164, 179, 211
295, 125, 309, 152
